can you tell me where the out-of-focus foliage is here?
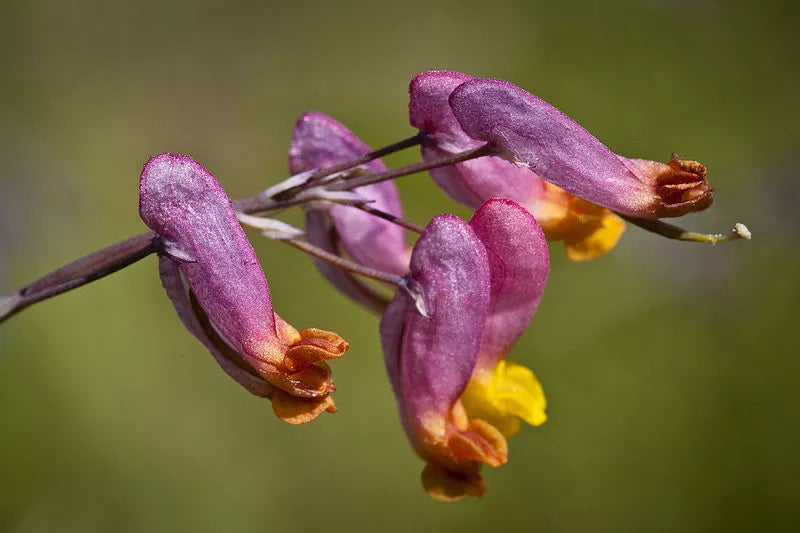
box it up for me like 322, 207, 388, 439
0, 1, 797, 531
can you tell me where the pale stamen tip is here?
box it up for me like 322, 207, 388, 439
733, 222, 751, 240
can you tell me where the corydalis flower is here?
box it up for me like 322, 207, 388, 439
139, 153, 349, 424
461, 199, 549, 439
448, 76, 713, 219
290, 112, 409, 312
410, 70, 625, 261
381, 198, 549, 501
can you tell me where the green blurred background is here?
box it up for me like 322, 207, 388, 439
1, 1, 797, 531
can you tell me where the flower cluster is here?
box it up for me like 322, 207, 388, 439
130, 70, 720, 500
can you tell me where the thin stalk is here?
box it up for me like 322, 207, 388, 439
621, 216, 751, 243
354, 204, 424, 234
302, 210, 393, 315
233, 144, 494, 215
0, 232, 158, 324
273, 133, 424, 200
327, 144, 495, 191
285, 239, 404, 287
286, 237, 428, 317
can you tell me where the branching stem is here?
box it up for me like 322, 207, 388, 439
354, 205, 424, 234
284, 239, 405, 287
326, 144, 495, 191
233, 143, 494, 215
0, 139, 749, 325
273, 133, 424, 200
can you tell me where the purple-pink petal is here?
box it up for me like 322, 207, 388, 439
469, 199, 549, 369
379, 287, 411, 402
290, 112, 408, 276
449, 78, 657, 216
410, 71, 476, 148
157, 256, 274, 397
380, 214, 491, 425
139, 153, 276, 355
409, 71, 540, 210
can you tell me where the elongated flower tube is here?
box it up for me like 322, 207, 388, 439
381, 199, 550, 501
290, 111, 409, 275
410, 70, 624, 261
449, 77, 713, 219
140, 153, 349, 424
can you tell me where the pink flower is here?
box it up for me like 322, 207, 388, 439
381, 199, 549, 501
409, 71, 712, 259
449, 76, 712, 218
140, 153, 349, 424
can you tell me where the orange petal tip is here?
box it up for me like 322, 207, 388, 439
421, 463, 487, 503
271, 390, 337, 425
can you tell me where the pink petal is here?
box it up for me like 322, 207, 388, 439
380, 214, 490, 425
290, 111, 408, 275
469, 199, 549, 369
139, 153, 277, 355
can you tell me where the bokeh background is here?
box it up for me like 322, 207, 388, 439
1, 1, 798, 531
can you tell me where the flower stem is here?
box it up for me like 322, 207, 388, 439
284, 238, 405, 287
0, 232, 158, 324
232, 144, 494, 215
355, 204, 424, 234
326, 144, 495, 191
621, 216, 751, 243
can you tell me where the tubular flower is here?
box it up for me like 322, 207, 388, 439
461, 199, 549, 439
448, 76, 713, 219
289, 112, 410, 311
409, 70, 624, 261
139, 153, 349, 424
380, 198, 549, 502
